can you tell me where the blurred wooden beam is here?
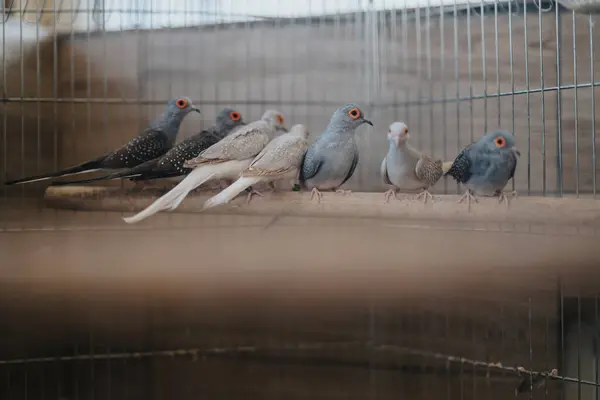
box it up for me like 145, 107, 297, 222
44, 185, 600, 227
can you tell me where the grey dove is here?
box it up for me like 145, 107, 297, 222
122, 109, 287, 224
202, 124, 310, 210
445, 130, 520, 209
380, 122, 444, 204
299, 104, 372, 203
50, 108, 244, 186
5, 97, 200, 186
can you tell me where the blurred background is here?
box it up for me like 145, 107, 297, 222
1, 0, 600, 399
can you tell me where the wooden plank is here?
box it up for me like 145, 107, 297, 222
44, 185, 600, 227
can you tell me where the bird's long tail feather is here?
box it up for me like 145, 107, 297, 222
4, 158, 103, 186
52, 158, 161, 186
123, 166, 217, 224
203, 176, 263, 210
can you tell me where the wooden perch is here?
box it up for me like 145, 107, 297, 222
44, 185, 600, 227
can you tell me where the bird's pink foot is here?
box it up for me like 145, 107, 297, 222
457, 190, 478, 211
415, 189, 434, 204
310, 188, 323, 203
246, 188, 264, 204
497, 190, 518, 209
384, 188, 399, 203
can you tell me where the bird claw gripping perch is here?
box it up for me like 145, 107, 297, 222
310, 188, 323, 203
457, 190, 478, 211
415, 189, 435, 204
384, 188, 400, 203
498, 190, 518, 209
244, 187, 265, 204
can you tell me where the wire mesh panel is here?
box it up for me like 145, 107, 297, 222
0, 0, 600, 399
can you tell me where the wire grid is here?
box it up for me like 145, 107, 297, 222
0, 0, 599, 399
0, 0, 598, 234
1, 288, 596, 400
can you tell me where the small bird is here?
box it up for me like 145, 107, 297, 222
380, 122, 444, 204
445, 130, 520, 210
4, 97, 200, 186
50, 108, 244, 187
122, 109, 287, 224
299, 103, 372, 203
514, 368, 558, 396
202, 124, 310, 210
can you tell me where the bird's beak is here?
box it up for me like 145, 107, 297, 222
361, 118, 373, 126
511, 146, 521, 157
279, 127, 288, 133
191, 107, 201, 114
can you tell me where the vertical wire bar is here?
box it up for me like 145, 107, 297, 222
36, 1, 41, 201
440, 1, 447, 193
545, 312, 550, 399
494, 0, 500, 128
555, 2, 563, 195
577, 295, 582, 400
560, 282, 565, 400
426, 0, 433, 162
90, 330, 94, 400
524, 0, 531, 195
590, 14, 596, 197
416, 5, 423, 150
1, 0, 6, 227
87, 0, 93, 227
401, 0, 408, 127
528, 298, 533, 399
572, 10, 579, 197
19, 0, 24, 202
103, 0, 109, 223
539, 2, 546, 196
479, 0, 486, 134
595, 295, 599, 400
508, 0, 515, 192
466, 2, 473, 144
453, 0, 460, 194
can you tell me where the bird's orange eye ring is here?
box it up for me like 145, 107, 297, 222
348, 108, 360, 120
276, 114, 284, 125
176, 98, 188, 109
494, 137, 506, 148
403, 128, 408, 135
229, 111, 241, 121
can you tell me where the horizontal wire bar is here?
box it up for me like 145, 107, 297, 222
0, 341, 594, 388
3, 81, 598, 108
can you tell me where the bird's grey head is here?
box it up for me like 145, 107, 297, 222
480, 130, 521, 157
288, 124, 310, 140
328, 103, 373, 133
164, 97, 201, 120
215, 107, 245, 133
261, 109, 288, 132
387, 121, 410, 147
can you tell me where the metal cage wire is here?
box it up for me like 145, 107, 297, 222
0, 0, 599, 399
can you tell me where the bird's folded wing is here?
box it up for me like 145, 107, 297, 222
103, 129, 169, 168
380, 156, 392, 185
184, 124, 270, 167
415, 155, 444, 186
242, 136, 309, 178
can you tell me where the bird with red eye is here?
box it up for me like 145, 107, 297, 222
444, 129, 520, 210
299, 103, 373, 203
173, 96, 201, 114
49, 107, 244, 189
5, 96, 200, 186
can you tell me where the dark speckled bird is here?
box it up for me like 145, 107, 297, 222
50, 108, 245, 187
445, 130, 520, 209
3, 97, 200, 186
514, 368, 557, 396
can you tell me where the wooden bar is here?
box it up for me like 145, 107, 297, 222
44, 185, 600, 227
